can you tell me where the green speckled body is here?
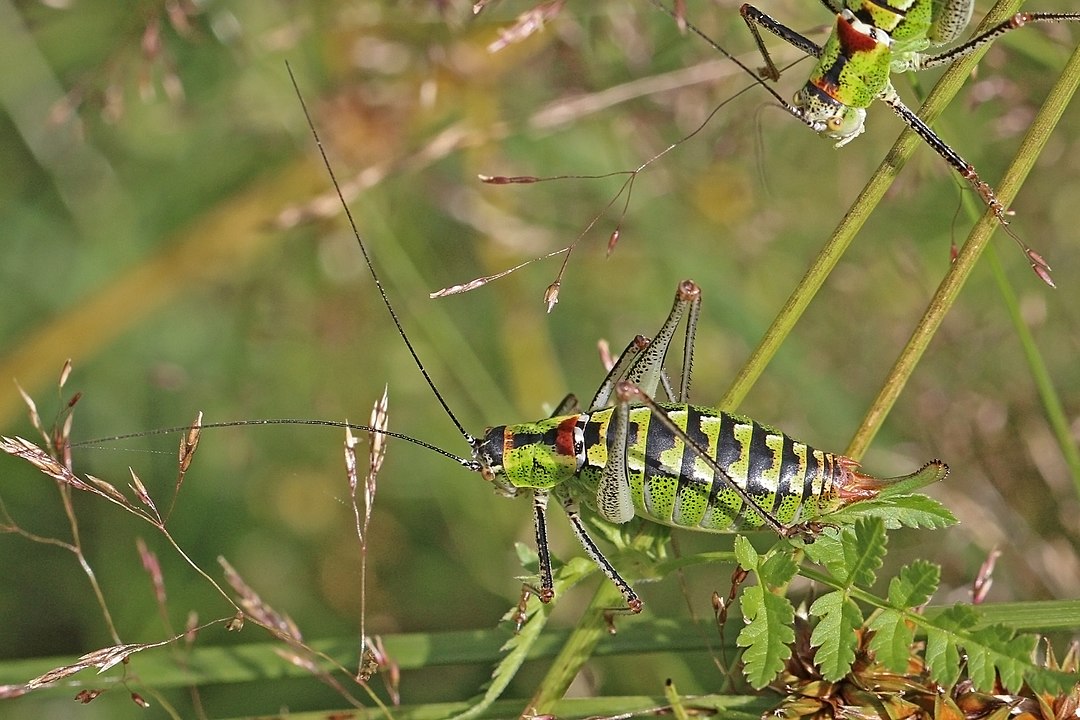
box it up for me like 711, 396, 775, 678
807, 12, 893, 108
495, 415, 581, 490
489, 404, 867, 531
574, 405, 853, 530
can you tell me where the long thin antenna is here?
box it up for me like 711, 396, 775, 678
73, 419, 478, 469
286, 62, 477, 447
645, 0, 813, 129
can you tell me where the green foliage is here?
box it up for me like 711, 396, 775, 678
732, 536, 798, 689
823, 492, 957, 530
734, 519, 1079, 696
458, 553, 597, 720
866, 560, 939, 670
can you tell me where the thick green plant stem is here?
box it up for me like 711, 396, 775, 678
847, 38, 1080, 459
526, 579, 627, 716
721, 0, 1029, 412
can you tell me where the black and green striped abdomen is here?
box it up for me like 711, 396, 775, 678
574, 404, 853, 531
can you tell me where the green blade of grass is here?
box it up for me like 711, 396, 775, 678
988, 245, 1080, 498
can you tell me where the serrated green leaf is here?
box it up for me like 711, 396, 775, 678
925, 625, 962, 688
815, 536, 853, 584
1025, 665, 1080, 695
737, 585, 795, 688
887, 560, 940, 608
867, 609, 914, 672
877, 494, 957, 529
966, 638, 1001, 691
808, 591, 862, 681
843, 518, 886, 588
934, 603, 980, 631
968, 624, 1036, 692
759, 549, 799, 588
734, 535, 758, 570
801, 531, 842, 568
920, 605, 1071, 695
823, 494, 957, 530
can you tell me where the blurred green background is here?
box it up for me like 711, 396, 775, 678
1, 0, 1078, 716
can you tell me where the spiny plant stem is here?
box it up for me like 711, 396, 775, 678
847, 37, 1080, 459
526, 579, 626, 716
721, 0, 1030, 413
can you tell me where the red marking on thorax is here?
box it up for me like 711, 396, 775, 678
554, 416, 580, 457
811, 76, 840, 98
834, 14, 879, 55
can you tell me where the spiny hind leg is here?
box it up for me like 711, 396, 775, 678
589, 279, 701, 412
738, 4, 824, 81
555, 487, 642, 630
593, 280, 703, 527
875, 86, 1054, 285
912, 12, 1080, 70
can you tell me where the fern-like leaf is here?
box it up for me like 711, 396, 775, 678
925, 624, 963, 688
965, 624, 1035, 692
759, 549, 799, 588
809, 518, 886, 586
845, 518, 886, 588
868, 560, 941, 671
921, 604, 1077, 694
733, 534, 759, 571
736, 584, 795, 689
808, 591, 863, 681
734, 537, 799, 689
924, 604, 976, 688
887, 560, 939, 608
867, 609, 914, 672
825, 493, 956, 530
801, 530, 843, 569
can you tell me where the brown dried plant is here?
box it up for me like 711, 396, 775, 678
1, 363, 396, 713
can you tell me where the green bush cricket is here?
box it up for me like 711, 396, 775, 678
680, 0, 1080, 286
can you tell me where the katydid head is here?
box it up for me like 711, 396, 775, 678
793, 83, 867, 148
474, 417, 586, 496
473, 427, 516, 496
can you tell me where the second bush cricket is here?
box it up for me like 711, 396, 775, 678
451, 0, 1078, 302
